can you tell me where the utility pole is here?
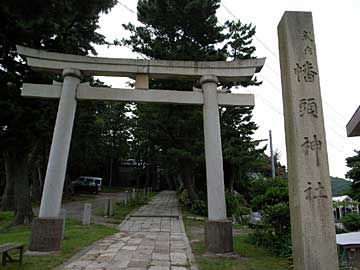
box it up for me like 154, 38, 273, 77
269, 130, 275, 180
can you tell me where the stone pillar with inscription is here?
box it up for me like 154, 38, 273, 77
278, 12, 339, 270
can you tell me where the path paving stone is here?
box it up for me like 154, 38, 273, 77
61, 191, 196, 270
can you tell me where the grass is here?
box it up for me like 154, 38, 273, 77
183, 211, 291, 270
62, 193, 97, 203
0, 211, 117, 270
96, 191, 158, 224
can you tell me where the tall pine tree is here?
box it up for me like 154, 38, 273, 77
123, 0, 264, 203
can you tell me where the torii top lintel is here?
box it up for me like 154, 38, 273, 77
16, 45, 265, 83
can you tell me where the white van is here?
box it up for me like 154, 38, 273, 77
72, 176, 103, 194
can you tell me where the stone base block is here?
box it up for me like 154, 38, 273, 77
29, 218, 64, 252
205, 220, 233, 253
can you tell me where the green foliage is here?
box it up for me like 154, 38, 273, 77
69, 100, 131, 182
178, 189, 207, 216
250, 178, 292, 257
190, 200, 208, 217
225, 191, 251, 223
0, 0, 118, 223
251, 178, 289, 211
331, 176, 352, 196
341, 213, 360, 232
346, 150, 360, 200
178, 189, 191, 206
1, 0, 118, 151
250, 224, 292, 258
183, 212, 290, 270
122, 0, 263, 201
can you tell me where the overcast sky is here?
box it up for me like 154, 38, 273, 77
94, 0, 360, 179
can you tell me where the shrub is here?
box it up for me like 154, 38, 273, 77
250, 179, 292, 257
341, 213, 360, 232
190, 200, 208, 216
178, 189, 191, 206
225, 190, 246, 217
225, 190, 251, 223
178, 189, 207, 216
251, 179, 289, 211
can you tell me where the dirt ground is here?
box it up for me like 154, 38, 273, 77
33, 192, 125, 224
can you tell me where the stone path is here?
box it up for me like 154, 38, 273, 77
61, 191, 197, 270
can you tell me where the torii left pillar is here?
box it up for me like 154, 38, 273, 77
201, 75, 233, 253
29, 69, 81, 252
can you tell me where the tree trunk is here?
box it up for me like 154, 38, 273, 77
114, 159, 119, 186
63, 173, 73, 198
181, 161, 198, 202
228, 167, 235, 192
165, 171, 174, 190
145, 163, 150, 188
5, 151, 33, 224
109, 158, 113, 187
31, 167, 43, 202
1, 152, 15, 211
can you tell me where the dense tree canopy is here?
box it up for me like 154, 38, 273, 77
346, 150, 360, 200
123, 0, 266, 202
0, 0, 271, 225
0, 0, 117, 224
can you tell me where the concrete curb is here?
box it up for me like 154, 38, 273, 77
178, 205, 198, 269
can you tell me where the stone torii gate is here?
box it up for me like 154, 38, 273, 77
17, 45, 265, 252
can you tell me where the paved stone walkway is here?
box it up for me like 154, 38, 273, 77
62, 191, 197, 270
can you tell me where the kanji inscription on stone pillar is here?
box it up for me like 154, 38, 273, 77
278, 11, 339, 270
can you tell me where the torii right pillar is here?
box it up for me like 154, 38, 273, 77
278, 12, 339, 270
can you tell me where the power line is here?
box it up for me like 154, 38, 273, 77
118, 1, 136, 15
219, 2, 350, 123
220, 2, 279, 59
115, 0, 355, 154
109, 1, 147, 61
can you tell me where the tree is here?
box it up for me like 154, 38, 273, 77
221, 106, 267, 192
346, 150, 360, 200
123, 0, 263, 202
0, 0, 117, 224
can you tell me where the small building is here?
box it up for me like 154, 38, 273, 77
346, 106, 360, 137
333, 195, 359, 220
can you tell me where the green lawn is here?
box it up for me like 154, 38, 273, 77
183, 212, 291, 270
0, 211, 117, 270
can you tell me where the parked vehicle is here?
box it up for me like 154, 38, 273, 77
71, 176, 103, 194
249, 211, 263, 226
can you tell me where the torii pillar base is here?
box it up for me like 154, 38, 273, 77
205, 220, 233, 253
29, 218, 63, 252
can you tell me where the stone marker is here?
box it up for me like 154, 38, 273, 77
124, 191, 128, 205
104, 198, 113, 217
278, 11, 339, 269
60, 208, 66, 240
82, 203, 92, 225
